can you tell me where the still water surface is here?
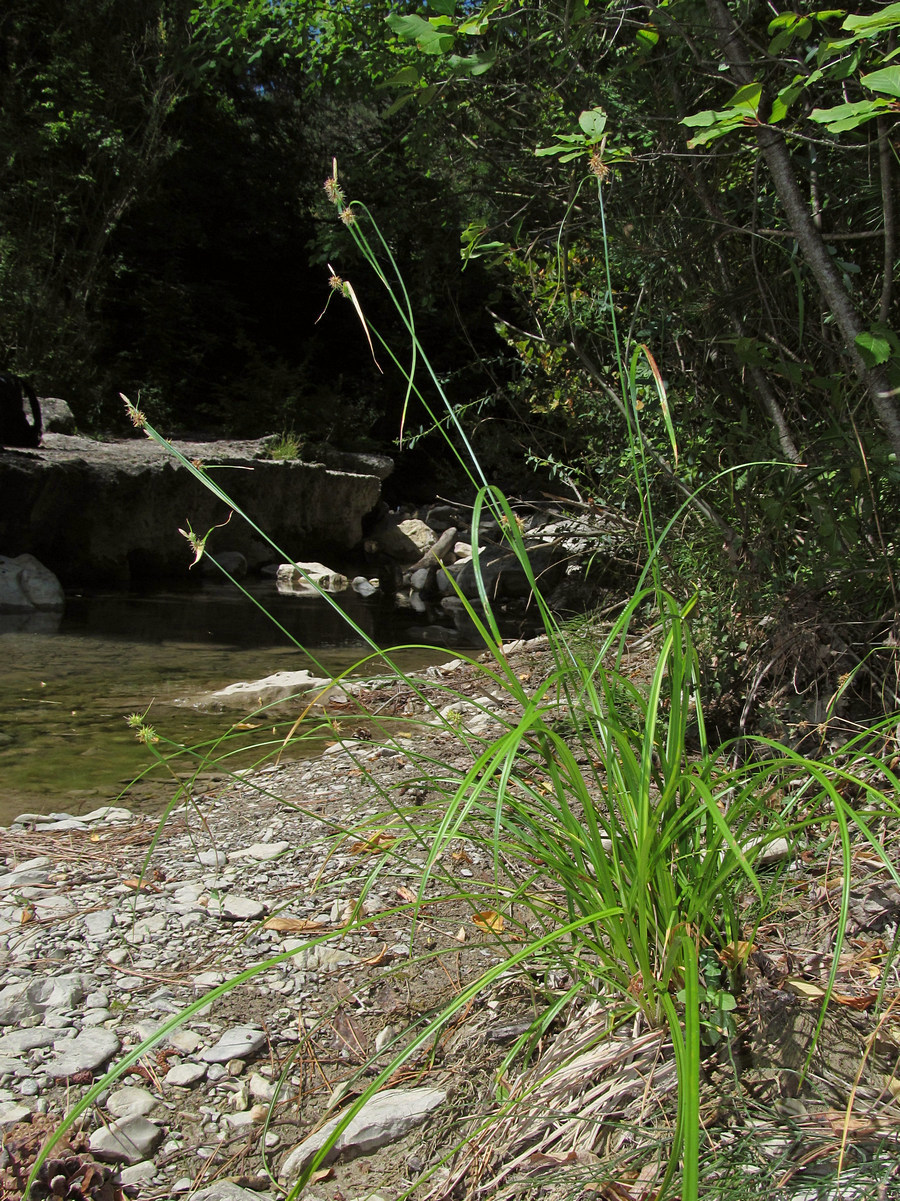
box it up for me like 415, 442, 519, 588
0, 583, 452, 825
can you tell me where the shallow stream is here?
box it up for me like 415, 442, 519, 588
0, 582, 451, 826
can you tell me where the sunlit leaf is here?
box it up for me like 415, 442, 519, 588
351, 831, 397, 854
473, 909, 504, 933
578, 107, 607, 140
263, 916, 327, 932
783, 977, 826, 999
861, 65, 900, 97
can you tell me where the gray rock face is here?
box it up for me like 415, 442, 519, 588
44, 1027, 120, 1077
0, 434, 384, 586
199, 1026, 267, 1063
0, 553, 64, 611
182, 669, 339, 714
88, 1114, 164, 1164
191, 1185, 266, 1201
278, 1086, 446, 1179
369, 514, 437, 563
275, 560, 350, 595
39, 397, 77, 434
0, 973, 86, 1023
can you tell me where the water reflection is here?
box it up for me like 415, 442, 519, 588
1, 581, 452, 825
0, 608, 64, 636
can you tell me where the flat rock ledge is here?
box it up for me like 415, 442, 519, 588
0, 434, 386, 586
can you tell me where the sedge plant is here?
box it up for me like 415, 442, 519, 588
26, 163, 900, 1200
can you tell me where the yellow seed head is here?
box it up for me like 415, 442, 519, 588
589, 149, 610, 180
325, 176, 345, 207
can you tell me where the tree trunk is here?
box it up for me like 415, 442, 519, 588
705, 0, 900, 459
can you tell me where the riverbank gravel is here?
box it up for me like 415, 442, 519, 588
0, 649, 545, 1200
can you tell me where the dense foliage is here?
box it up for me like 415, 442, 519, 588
2, 1, 899, 625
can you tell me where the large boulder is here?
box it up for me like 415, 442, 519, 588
439, 544, 567, 600
0, 553, 64, 610
39, 397, 77, 435
0, 434, 386, 586
368, 513, 437, 563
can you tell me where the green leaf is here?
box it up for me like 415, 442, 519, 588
578, 107, 607, 139
843, 3, 900, 34
635, 27, 659, 51
382, 65, 421, 89
386, 12, 455, 54
681, 109, 719, 129
809, 98, 887, 130
856, 327, 899, 366
732, 82, 762, 113
446, 50, 496, 76
428, 0, 457, 15
861, 66, 900, 97
770, 80, 804, 122
384, 92, 416, 117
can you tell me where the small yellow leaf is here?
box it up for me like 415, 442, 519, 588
263, 917, 326, 933
783, 978, 826, 1000
718, 940, 755, 968
473, 910, 504, 934
351, 832, 397, 854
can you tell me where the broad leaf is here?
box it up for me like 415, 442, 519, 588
843, 3, 900, 34
856, 328, 897, 366
578, 107, 607, 139
386, 12, 455, 54
861, 66, 900, 97
382, 65, 421, 89
809, 98, 887, 130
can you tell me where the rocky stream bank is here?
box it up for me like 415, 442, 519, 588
0, 648, 548, 1201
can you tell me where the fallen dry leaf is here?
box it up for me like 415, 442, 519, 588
718, 940, 755, 968
122, 878, 158, 892
473, 910, 504, 934
783, 978, 826, 1000
829, 991, 878, 1010
263, 916, 327, 933
351, 831, 397, 854
360, 944, 390, 966
396, 885, 417, 903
